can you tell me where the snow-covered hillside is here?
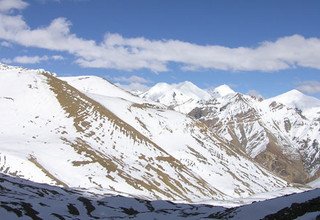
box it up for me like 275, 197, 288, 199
60, 75, 292, 199
0, 173, 318, 220
142, 79, 319, 183
189, 91, 320, 183
0, 67, 216, 202
1, 63, 320, 219
60, 75, 146, 104
0, 63, 294, 204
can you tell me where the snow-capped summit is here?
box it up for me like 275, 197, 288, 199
141, 81, 211, 113
210, 84, 236, 97
142, 81, 210, 101
266, 89, 320, 111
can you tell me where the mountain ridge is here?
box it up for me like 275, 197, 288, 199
139, 79, 320, 183
0, 63, 293, 205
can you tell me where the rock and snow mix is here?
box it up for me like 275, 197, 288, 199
0, 63, 319, 219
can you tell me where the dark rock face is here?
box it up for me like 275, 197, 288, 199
262, 197, 320, 220
0, 174, 319, 220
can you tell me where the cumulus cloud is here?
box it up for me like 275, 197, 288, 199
0, 0, 28, 13
1, 55, 64, 64
112, 75, 151, 93
0, 41, 12, 47
115, 82, 150, 94
296, 81, 320, 94
1, 1, 320, 72
113, 75, 149, 84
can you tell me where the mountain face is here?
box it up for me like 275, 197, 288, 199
193, 94, 320, 183
0, 63, 292, 205
143, 81, 320, 184
265, 89, 320, 117
140, 81, 211, 113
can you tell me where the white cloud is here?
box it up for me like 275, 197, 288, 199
112, 75, 150, 93
1, 2, 320, 72
0, 0, 28, 13
0, 41, 12, 47
113, 75, 149, 84
296, 81, 320, 94
13, 55, 49, 64
1, 55, 64, 64
51, 55, 64, 60
115, 82, 150, 94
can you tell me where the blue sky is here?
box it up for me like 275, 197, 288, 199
0, 0, 319, 98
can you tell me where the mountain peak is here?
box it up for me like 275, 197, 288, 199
177, 81, 196, 87
266, 89, 320, 111
209, 84, 235, 97
283, 89, 304, 97
141, 81, 211, 113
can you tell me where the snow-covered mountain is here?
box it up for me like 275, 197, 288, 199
209, 84, 236, 98
265, 89, 320, 119
189, 91, 320, 183
2, 63, 320, 219
0, 63, 294, 205
141, 80, 320, 183
266, 89, 320, 111
141, 81, 211, 113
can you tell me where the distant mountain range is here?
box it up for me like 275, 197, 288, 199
142, 80, 320, 183
0, 63, 319, 219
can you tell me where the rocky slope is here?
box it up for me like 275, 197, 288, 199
143, 82, 320, 183
189, 92, 320, 183
0, 63, 291, 204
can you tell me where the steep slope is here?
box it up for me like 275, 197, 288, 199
0, 63, 292, 203
189, 93, 316, 183
141, 81, 211, 113
264, 91, 320, 180
0, 64, 220, 202
259, 98, 320, 181
67, 82, 289, 199
0, 174, 318, 220
59, 75, 145, 104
